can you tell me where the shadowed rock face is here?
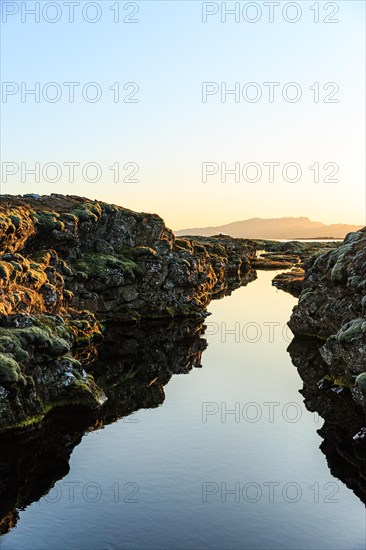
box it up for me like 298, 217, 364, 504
0, 319, 207, 534
289, 228, 366, 407
0, 195, 256, 431
288, 338, 366, 505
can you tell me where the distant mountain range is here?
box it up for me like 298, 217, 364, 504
175, 217, 364, 240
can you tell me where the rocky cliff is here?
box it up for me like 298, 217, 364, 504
0, 194, 256, 431
289, 228, 366, 408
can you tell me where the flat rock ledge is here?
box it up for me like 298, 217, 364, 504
254, 240, 339, 297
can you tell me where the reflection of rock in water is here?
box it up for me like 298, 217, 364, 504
288, 338, 366, 505
91, 320, 207, 425
0, 319, 207, 534
0, 417, 86, 534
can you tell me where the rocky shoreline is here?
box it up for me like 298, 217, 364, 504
289, 228, 366, 409
254, 240, 339, 297
0, 194, 365, 435
0, 317, 207, 534
0, 195, 256, 431
0, 195, 365, 531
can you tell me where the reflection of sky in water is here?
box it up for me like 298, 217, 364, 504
2, 271, 365, 550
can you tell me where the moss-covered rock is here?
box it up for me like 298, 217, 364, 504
289, 228, 366, 409
72, 253, 142, 279
0, 353, 21, 384
0, 194, 257, 431
355, 373, 366, 392
31, 210, 65, 232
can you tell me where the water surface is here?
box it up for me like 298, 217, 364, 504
1, 271, 365, 549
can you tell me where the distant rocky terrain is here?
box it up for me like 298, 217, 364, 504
176, 216, 362, 240
0, 194, 255, 431
254, 240, 339, 296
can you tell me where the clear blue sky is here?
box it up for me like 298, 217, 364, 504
1, 0, 365, 229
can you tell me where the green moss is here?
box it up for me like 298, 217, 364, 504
175, 239, 193, 252
329, 243, 353, 283
27, 263, 48, 288
355, 373, 366, 391
71, 320, 97, 343
72, 253, 142, 279
19, 326, 70, 355
337, 319, 366, 343
0, 392, 98, 433
0, 353, 20, 384
332, 376, 353, 389
61, 213, 78, 224
0, 412, 48, 432
30, 250, 51, 265
9, 215, 21, 228
34, 315, 57, 331
69, 202, 102, 224
0, 320, 72, 377
75, 209, 95, 222
61, 264, 73, 277
127, 246, 157, 258
48, 336, 70, 355
19, 326, 52, 345
32, 211, 64, 232
141, 308, 175, 320
74, 373, 106, 404
0, 334, 29, 363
